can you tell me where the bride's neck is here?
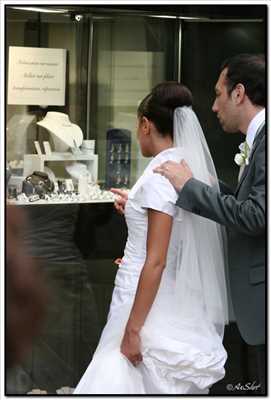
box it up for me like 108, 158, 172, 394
152, 134, 173, 156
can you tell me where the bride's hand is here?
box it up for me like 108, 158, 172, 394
120, 328, 142, 367
110, 188, 129, 215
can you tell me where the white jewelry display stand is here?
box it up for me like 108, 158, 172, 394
16, 153, 115, 205
13, 111, 116, 205
24, 111, 98, 183
23, 152, 98, 182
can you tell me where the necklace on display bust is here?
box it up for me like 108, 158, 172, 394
37, 112, 83, 150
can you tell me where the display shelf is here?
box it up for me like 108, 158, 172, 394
42, 153, 97, 161
7, 196, 115, 206
23, 152, 98, 181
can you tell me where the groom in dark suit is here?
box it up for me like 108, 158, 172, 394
154, 54, 266, 393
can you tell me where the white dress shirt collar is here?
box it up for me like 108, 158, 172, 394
246, 108, 265, 148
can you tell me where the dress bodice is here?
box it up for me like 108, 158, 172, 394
115, 148, 183, 292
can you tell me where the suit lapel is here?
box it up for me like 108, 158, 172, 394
235, 126, 265, 194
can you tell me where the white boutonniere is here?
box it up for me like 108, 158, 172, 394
234, 141, 250, 167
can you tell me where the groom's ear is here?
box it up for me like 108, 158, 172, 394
232, 83, 245, 105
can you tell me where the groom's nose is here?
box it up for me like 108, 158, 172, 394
212, 99, 218, 113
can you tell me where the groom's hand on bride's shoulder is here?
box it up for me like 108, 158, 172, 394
110, 188, 129, 215
153, 160, 193, 191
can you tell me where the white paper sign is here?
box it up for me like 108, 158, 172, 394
8, 46, 67, 105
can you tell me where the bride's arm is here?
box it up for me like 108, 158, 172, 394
121, 209, 173, 365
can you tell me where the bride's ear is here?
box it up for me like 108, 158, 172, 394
141, 116, 151, 136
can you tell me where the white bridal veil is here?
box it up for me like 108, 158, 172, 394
173, 107, 229, 336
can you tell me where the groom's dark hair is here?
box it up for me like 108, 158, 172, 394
221, 53, 265, 107
137, 82, 193, 138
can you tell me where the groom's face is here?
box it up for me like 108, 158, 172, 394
212, 68, 240, 133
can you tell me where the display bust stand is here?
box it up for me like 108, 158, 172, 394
24, 111, 98, 182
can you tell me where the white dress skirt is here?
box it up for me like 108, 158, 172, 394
74, 148, 227, 395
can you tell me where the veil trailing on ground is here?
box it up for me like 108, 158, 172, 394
173, 107, 229, 336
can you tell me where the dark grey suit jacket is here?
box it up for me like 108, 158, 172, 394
176, 127, 265, 345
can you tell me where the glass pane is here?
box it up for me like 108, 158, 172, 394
181, 21, 265, 188
6, 8, 89, 173
89, 16, 176, 188
180, 20, 265, 326
6, 9, 177, 395
6, 8, 97, 395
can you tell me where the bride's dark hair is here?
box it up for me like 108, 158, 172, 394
137, 81, 193, 138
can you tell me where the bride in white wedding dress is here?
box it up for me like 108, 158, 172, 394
74, 82, 229, 395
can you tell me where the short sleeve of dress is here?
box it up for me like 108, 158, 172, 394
135, 173, 178, 217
